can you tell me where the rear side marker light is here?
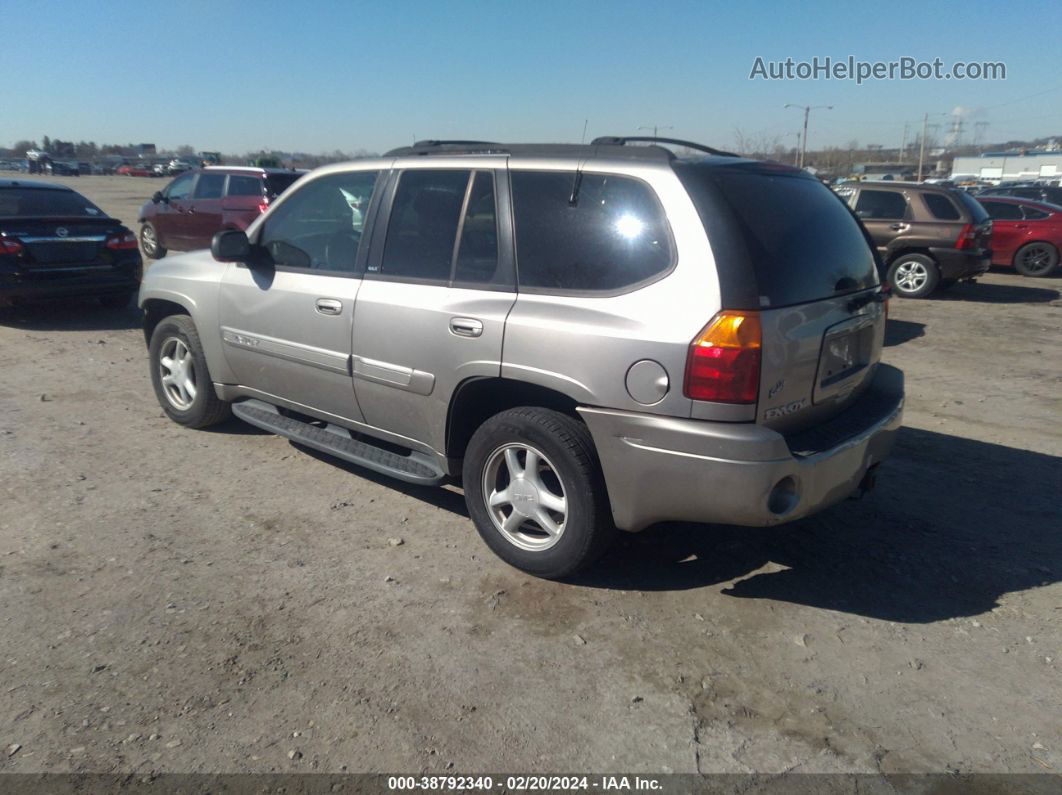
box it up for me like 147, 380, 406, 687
684, 310, 762, 404
105, 232, 139, 250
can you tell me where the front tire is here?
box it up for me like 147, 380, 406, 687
462, 407, 615, 579
888, 254, 940, 298
1013, 242, 1059, 277
140, 222, 166, 259
148, 315, 230, 428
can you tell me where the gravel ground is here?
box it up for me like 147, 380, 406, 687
0, 175, 1059, 775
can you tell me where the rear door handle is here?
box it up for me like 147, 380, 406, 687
888, 223, 909, 231
315, 298, 343, 316
449, 317, 483, 337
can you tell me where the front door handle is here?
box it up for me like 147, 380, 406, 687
315, 298, 343, 316
888, 223, 909, 231
449, 317, 483, 337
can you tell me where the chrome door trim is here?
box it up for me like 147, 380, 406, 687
351, 355, 435, 395
221, 327, 350, 375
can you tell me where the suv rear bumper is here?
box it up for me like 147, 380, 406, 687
929, 246, 991, 280
578, 364, 904, 532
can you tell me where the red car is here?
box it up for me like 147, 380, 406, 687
976, 196, 1062, 277
137, 166, 304, 258
117, 163, 155, 177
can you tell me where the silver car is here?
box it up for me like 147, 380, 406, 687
139, 137, 903, 578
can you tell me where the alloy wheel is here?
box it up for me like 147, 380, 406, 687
158, 337, 197, 410
482, 443, 568, 551
894, 260, 929, 293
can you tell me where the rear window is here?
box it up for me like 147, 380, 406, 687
227, 175, 262, 197
0, 187, 105, 218
675, 161, 879, 308
265, 173, 303, 199
953, 190, 990, 223
854, 189, 908, 220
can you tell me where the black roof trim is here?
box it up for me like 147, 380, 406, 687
592, 135, 739, 158
383, 140, 676, 161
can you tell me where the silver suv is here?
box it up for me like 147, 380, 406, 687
139, 137, 904, 578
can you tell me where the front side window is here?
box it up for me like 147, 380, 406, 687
165, 173, 195, 201
380, 170, 470, 281
258, 170, 379, 272
511, 171, 672, 291
227, 175, 262, 197
193, 173, 225, 199
854, 189, 908, 220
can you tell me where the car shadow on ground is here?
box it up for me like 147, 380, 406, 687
884, 319, 926, 347
938, 281, 1060, 304
0, 299, 141, 331
572, 427, 1061, 623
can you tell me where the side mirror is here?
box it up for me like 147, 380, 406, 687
211, 230, 250, 262
152, 191, 164, 204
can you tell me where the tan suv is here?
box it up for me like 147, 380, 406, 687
837, 181, 993, 298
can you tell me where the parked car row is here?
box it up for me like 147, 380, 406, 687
835, 179, 1059, 297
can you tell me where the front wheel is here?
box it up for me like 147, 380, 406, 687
148, 315, 231, 428
462, 407, 615, 579
140, 222, 166, 259
1013, 242, 1059, 277
888, 254, 940, 299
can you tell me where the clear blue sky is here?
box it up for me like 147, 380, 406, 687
4, 0, 1061, 154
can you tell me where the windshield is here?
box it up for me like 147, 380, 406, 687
675, 160, 880, 308
0, 187, 106, 218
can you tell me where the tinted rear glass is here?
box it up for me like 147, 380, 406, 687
953, 190, 990, 223
265, 173, 303, 198
923, 192, 960, 220
675, 161, 879, 308
0, 187, 105, 218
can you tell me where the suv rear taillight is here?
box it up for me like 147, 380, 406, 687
683, 310, 762, 404
955, 223, 977, 250
105, 231, 139, 250
0, 237, 23, 255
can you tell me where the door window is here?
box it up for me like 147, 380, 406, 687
923, 193, 960, 220
193, 173, 226, 199
980, 201, 1022, 221
454, 171, 500, 284
854, 190, 908, 220
165, 173, 195, 201
1022, 206, 1050, 220
257, 171, 379, 273
379, 170, 470, 282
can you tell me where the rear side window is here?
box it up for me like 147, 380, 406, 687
511, 172, 672, 292
854, 189, 908, 220
675, 161, 879, 308
923, 193, 960, 220
193, 174, 225, 199
981, 201, 1022, 220
227, 175, 263, 197
454, 171, 500, 284
380, 170, 469, 281
265, 173, 303, 198
1023, 206, 1050, 220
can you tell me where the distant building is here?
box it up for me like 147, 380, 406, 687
136, 143, 157, 155
950, 151, 1062, 183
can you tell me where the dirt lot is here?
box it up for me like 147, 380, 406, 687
1, 175, 1060, 775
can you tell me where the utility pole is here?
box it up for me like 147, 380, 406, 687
785, 104, 832, 168
900, 123, 908, 163
918, 113, 928, 182
639, 125, 673, 138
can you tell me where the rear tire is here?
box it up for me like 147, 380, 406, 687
1013, 242, 1059, 277
888, 254, 940, 298
140, 222, 166, 259
462, 407, 615, 579
148, 315, 230, 428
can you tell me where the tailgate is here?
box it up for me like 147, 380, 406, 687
758, 292, 886, 433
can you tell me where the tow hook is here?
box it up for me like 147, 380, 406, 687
850, 464, 879, 500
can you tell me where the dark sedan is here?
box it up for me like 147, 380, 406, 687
0, 179, 142, 308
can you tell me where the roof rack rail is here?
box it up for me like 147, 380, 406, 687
590, 136, 739, 158
384, 140, 509, 156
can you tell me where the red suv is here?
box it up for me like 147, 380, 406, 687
137, 167, 304, 258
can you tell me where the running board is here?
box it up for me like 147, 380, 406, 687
232, 399, 446, 486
